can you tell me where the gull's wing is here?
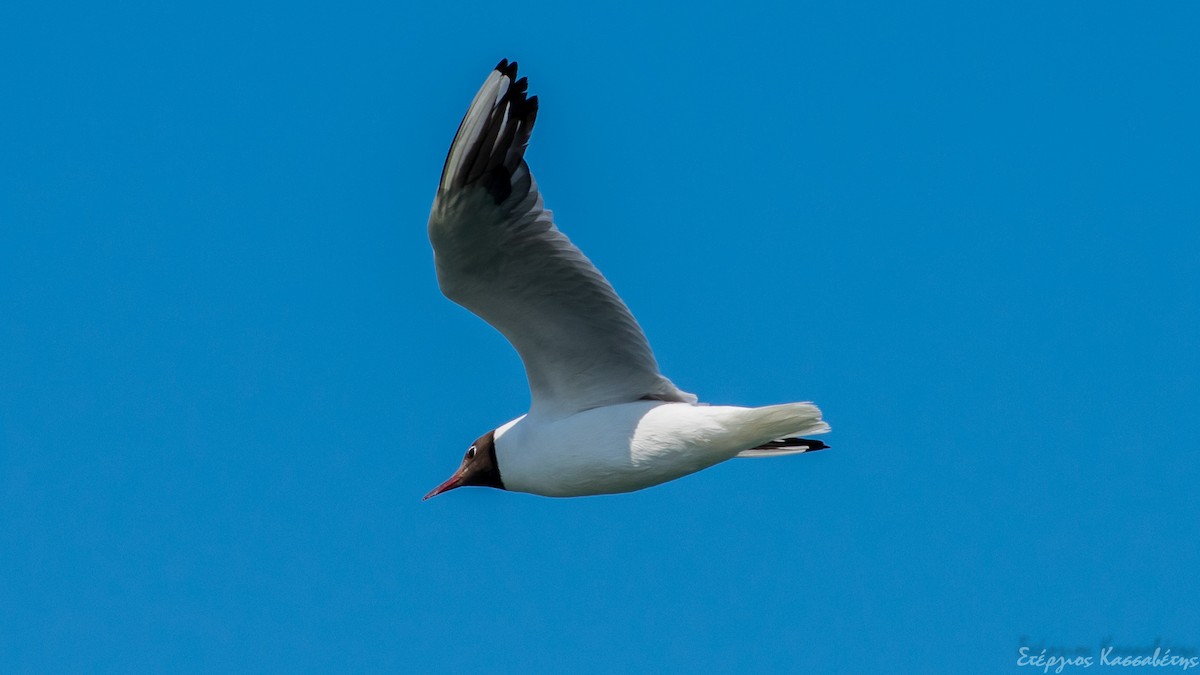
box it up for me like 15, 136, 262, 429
428, 60, 696, 418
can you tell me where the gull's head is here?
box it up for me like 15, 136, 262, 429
423, 429, 504, 500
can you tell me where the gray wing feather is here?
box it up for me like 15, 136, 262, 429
428, 61, 695, 418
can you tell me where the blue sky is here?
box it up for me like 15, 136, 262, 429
2, 0, 1197, 672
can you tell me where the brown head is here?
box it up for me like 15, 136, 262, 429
423, 430, 505, 500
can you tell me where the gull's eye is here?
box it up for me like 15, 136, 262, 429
466, 446, 477, 460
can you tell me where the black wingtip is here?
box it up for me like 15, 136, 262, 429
494, 59, 518, 79
749, 437, 831, 453
440, 60, 539, 203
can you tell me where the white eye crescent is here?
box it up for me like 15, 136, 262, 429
466, 446, 477, 460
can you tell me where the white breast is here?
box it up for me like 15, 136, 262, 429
494, 402, 753, 497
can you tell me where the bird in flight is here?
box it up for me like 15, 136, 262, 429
424, 60, 830, 499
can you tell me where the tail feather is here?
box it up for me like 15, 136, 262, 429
729, 402, 831, 458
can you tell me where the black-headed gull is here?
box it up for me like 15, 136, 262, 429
424, 60, 830, 499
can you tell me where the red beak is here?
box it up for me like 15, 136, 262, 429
423, 469, 465, 501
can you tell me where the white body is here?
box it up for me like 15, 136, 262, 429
496, 401, 828, 497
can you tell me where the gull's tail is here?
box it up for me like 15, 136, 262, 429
731, 402, 831, 458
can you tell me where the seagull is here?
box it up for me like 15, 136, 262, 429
424, 60, 830, 499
